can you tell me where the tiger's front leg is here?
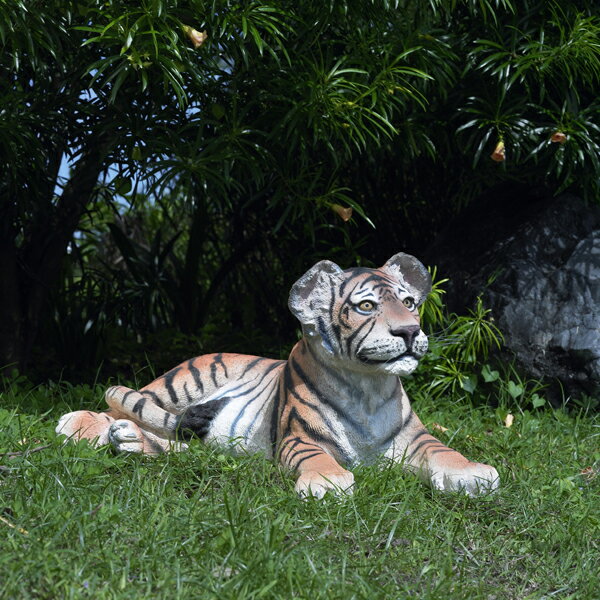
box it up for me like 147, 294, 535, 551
391, 412, 499, 496
280, 436, 354, 499
56, 410, 186, 455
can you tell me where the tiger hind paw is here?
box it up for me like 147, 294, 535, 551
56, 410, 114, 446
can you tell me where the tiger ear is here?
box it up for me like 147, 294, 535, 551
382, 253, 432, 304
288, 260, 344, 330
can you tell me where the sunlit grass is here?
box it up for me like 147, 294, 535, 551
1, 381, 599, 599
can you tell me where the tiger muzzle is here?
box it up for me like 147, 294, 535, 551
390, 324, 421, 352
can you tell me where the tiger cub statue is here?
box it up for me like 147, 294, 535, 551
57, 253, 499, 498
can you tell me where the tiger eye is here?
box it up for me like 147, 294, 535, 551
358, 300, 375, 312
403, 297, 415, 309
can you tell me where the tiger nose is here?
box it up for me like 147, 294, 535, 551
390, 325, 421, 348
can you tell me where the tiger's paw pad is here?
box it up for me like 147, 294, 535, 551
108, 420, 145, 454
295, 470, 355, 500
430, 463, 499, 496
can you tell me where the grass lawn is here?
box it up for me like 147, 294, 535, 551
1, 379, 599, 599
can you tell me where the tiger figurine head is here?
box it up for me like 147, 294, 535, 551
288, 252, 431, 376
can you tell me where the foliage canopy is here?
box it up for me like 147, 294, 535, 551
1, 0, 599, 378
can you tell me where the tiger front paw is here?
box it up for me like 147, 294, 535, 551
295, 470, 355, 499
107, 420, 188, 454
430, 462, 499, 496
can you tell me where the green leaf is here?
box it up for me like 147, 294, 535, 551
211, 104, 226, 120
461, 374, 478, 394
114, 177, 132, 195
481, 364, 500, 383
131, 146, 143, 161
531, 394, 546, 408
507, 380, 524, 399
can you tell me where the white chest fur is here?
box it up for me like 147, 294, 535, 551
315, 374, 411, 466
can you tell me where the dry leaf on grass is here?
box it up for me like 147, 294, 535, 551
211, 566, 238, 579
0, 515, 28, 535
580, 466, 597, 480
431, 423, 449, 433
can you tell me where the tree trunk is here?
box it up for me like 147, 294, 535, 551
179, 192, 208, 333
0, 202, 23, 372
0, 140, 109, 373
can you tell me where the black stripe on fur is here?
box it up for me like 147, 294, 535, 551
176, 397, 230, 440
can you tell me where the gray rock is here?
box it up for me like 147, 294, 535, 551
427, 189, 600, 400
